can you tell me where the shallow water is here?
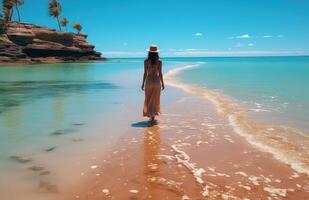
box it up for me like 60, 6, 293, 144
175, 56, 309, 132
0, 59, 183, 200
164, 57, 309, 174
0, 57, 308, 199
0, 61, 145, 199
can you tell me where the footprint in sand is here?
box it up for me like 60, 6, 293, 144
72, 138, 84, 142
45, 146, 57, 152
50, 128, 75, 136
9, 155, 32, 163
38, 181, 59, 193
39, 171, 51, 176
29, 165, 45, 171
72, 123, 85, 126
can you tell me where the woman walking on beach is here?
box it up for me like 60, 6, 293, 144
141, 45, 165, 122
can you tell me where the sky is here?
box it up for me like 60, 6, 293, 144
4, 0, 309, 57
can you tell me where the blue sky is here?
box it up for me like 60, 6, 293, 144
6, 0, 309, 57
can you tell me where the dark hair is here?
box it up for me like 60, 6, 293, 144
147, 52, 159, 65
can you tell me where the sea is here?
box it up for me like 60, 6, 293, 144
0, 56, 308, 199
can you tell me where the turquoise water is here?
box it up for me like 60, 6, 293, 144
1, 57, 307, 161
0, 61, 145, 199
175, 56, 309, 132
0, 57, 308, 198
0, 59, 184, 200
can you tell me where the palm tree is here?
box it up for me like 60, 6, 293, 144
60, 16, 68, 31
72, 22, 82, 34
0, 13, 5, 32
2, 0, 14, 22
13, 0, 24, 22
48, 0, 62, 31
1, 0, 14, 31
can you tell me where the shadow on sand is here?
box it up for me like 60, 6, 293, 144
131, 120, 159, 128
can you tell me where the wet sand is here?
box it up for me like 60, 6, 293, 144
70, 88, 309, 200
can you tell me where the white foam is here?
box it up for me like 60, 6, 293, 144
202, 185, 211, 197
221, 193, 240, 200
165, 62, 205, 79
229, 115, 309, 174
235, 171, 248, 177
156, 154, 175, 161
196, 140, 208, 145
165, 63, 309, 175
129, 189, 139, 194
90, 165, 98, 169
171, 143, 210, 196
248, 176, 260, 186
208, 167, 230, 177
147, 176, 182, 192
102, 189, 109, 194
263, 187, 294, 197
182, 195, 190, 200
239, 184, 251, 191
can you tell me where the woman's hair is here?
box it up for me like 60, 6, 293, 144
147, 52, 159, 65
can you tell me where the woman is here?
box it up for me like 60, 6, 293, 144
141, 45, 165, 122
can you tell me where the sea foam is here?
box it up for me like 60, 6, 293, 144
165, 63, 309, 175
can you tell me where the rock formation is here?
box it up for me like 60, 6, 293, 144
0, 22, 106, 64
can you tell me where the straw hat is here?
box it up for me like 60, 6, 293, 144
148, 44, 159, 53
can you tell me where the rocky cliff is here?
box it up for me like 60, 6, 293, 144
0, 22, 106, 64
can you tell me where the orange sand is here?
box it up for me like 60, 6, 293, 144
70, 91, 309, 200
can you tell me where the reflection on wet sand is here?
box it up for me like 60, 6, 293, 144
75, 93, 309, 199
143, 124, 161, 199
52, 95, 65, 127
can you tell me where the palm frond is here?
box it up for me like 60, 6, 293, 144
48, 0, 62, 18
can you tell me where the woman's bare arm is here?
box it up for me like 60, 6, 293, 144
159, 61, 165, 90
141, 61, 147, 90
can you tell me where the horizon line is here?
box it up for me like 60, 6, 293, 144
105, 55, 309, 59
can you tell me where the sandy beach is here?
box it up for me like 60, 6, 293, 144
70, 85, 309, 200
0, 60, 308, 200
1, 0, 309, 199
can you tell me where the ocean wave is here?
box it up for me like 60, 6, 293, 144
165, 63, 309, 175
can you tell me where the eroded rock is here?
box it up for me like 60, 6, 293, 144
0, 22, 106, 64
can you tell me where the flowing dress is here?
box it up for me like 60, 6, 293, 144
143, 60, 161, 117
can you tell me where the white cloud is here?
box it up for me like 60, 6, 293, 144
228, 34, 250, 39
248, 43, 255, 47
229, 34, 284, 40
237, 34, 250, 39
166, 50, 309, 57
193, 32, 203, 37
168, 48, 208, 52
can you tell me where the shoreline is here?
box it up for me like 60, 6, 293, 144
165, 63, 309, 175
1, 60, 308, 199
71, 67, 309, 199
0, 58, 108, 66
73, 88, 309, 199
